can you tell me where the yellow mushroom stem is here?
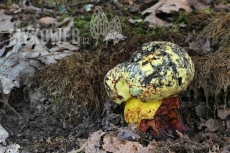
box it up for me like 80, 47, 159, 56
124, 97, 162, 128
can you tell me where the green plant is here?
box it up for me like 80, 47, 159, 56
58, 14, 71, 22
55, 99, 60, 107
6, 0, 13, 6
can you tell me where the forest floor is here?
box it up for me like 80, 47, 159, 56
1, 0, 230, 152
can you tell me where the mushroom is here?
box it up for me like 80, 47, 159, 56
104, 41, 195, 138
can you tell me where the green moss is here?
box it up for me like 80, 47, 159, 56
201, 7, 214, 13
6, 0, 12, 6
147, 27, 165, 36
173, 13, 188, 25
72, 16, 92, 41
58, 14, 71, 22
32, 0, 68, 7
17, 22, 27, 28
55, 99, 60, 107
74, 16, 91, 29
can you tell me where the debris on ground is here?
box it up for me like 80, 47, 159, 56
1, 0, 230, 152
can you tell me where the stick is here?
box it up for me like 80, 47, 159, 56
0, 83, 22, 119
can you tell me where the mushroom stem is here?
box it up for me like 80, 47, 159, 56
124, 98, 162, 126
139, 96, 189, 139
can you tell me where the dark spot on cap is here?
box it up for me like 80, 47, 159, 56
142, 61, 148, 66
178, 77, 182, 86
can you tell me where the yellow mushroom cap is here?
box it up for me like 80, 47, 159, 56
104, 41, 195, 104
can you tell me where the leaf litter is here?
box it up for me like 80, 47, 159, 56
0, 0, 230, 152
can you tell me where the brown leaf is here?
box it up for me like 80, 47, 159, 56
141, 0, 166, 26
103, 134, 154, 153
38, 17, 56, 25
142, 0, 192, 26
158, 0, 192, 13
188, 0, 212, 10
218, 108, 230, 119
85, 130, 106, 153
189, 38, 211, 54
205, 118, 222, 132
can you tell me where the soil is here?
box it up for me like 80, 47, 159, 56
0, 89, 103, 152
1, 0, 230, 153
1, 90, 230, 152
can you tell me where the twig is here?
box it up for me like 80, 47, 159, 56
74, 141, 88, 153
0, 83, 22, 119
106, 99, 111, 132
113, 0, 123, 9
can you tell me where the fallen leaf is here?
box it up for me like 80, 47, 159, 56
189, 38, 211, 54
129, 1, 134, 6
188, 0, 212, 10
158, 0, 192, 13
55, 17, 73, 27
46, 137, 51, 144
176, 130, 190, 140
85, 130, 106, 153
4, 144, 20, 153
0, 9, 15, 32
117, 128, 140, 141
0, 145, 7, 153
103, 134, 156, 153
0, 124, 9, 145
218, 108, 230, 119
142, 0, 192, 26
56, 42, 79, 51
205, 118, 222, 132
38, 17, 56, 25
141, 0, 166, 26
0, 27, 77, 96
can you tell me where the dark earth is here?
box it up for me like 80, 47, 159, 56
1, 0, 230, 152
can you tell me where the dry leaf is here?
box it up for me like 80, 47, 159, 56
38, 17, 56, 25
0, 124, 9, 145
141, 0, 166, 26
0, 9, 15, 32
129, 1, 134, 6
218, 108, 230, 119
55, 17, 73, 27
85, 130, 106, 153
22, 0, 41, 11
0, 145, 7, 153
142, 0, 192, 26
188, 0, 212, 10
176, 130, 190, 140
103, 134, 154, 153
4, 144, 20, 153
117, 128, 140, 141
189, 38, 211, 54
195, 103, 206, 117
56, 42, 79, 51
205, 118, 222, 132
0, 27, 77, 96
158, 0, 192, 13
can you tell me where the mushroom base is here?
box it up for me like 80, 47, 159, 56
124, 98, 162, 125
139, 96, 189, 139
